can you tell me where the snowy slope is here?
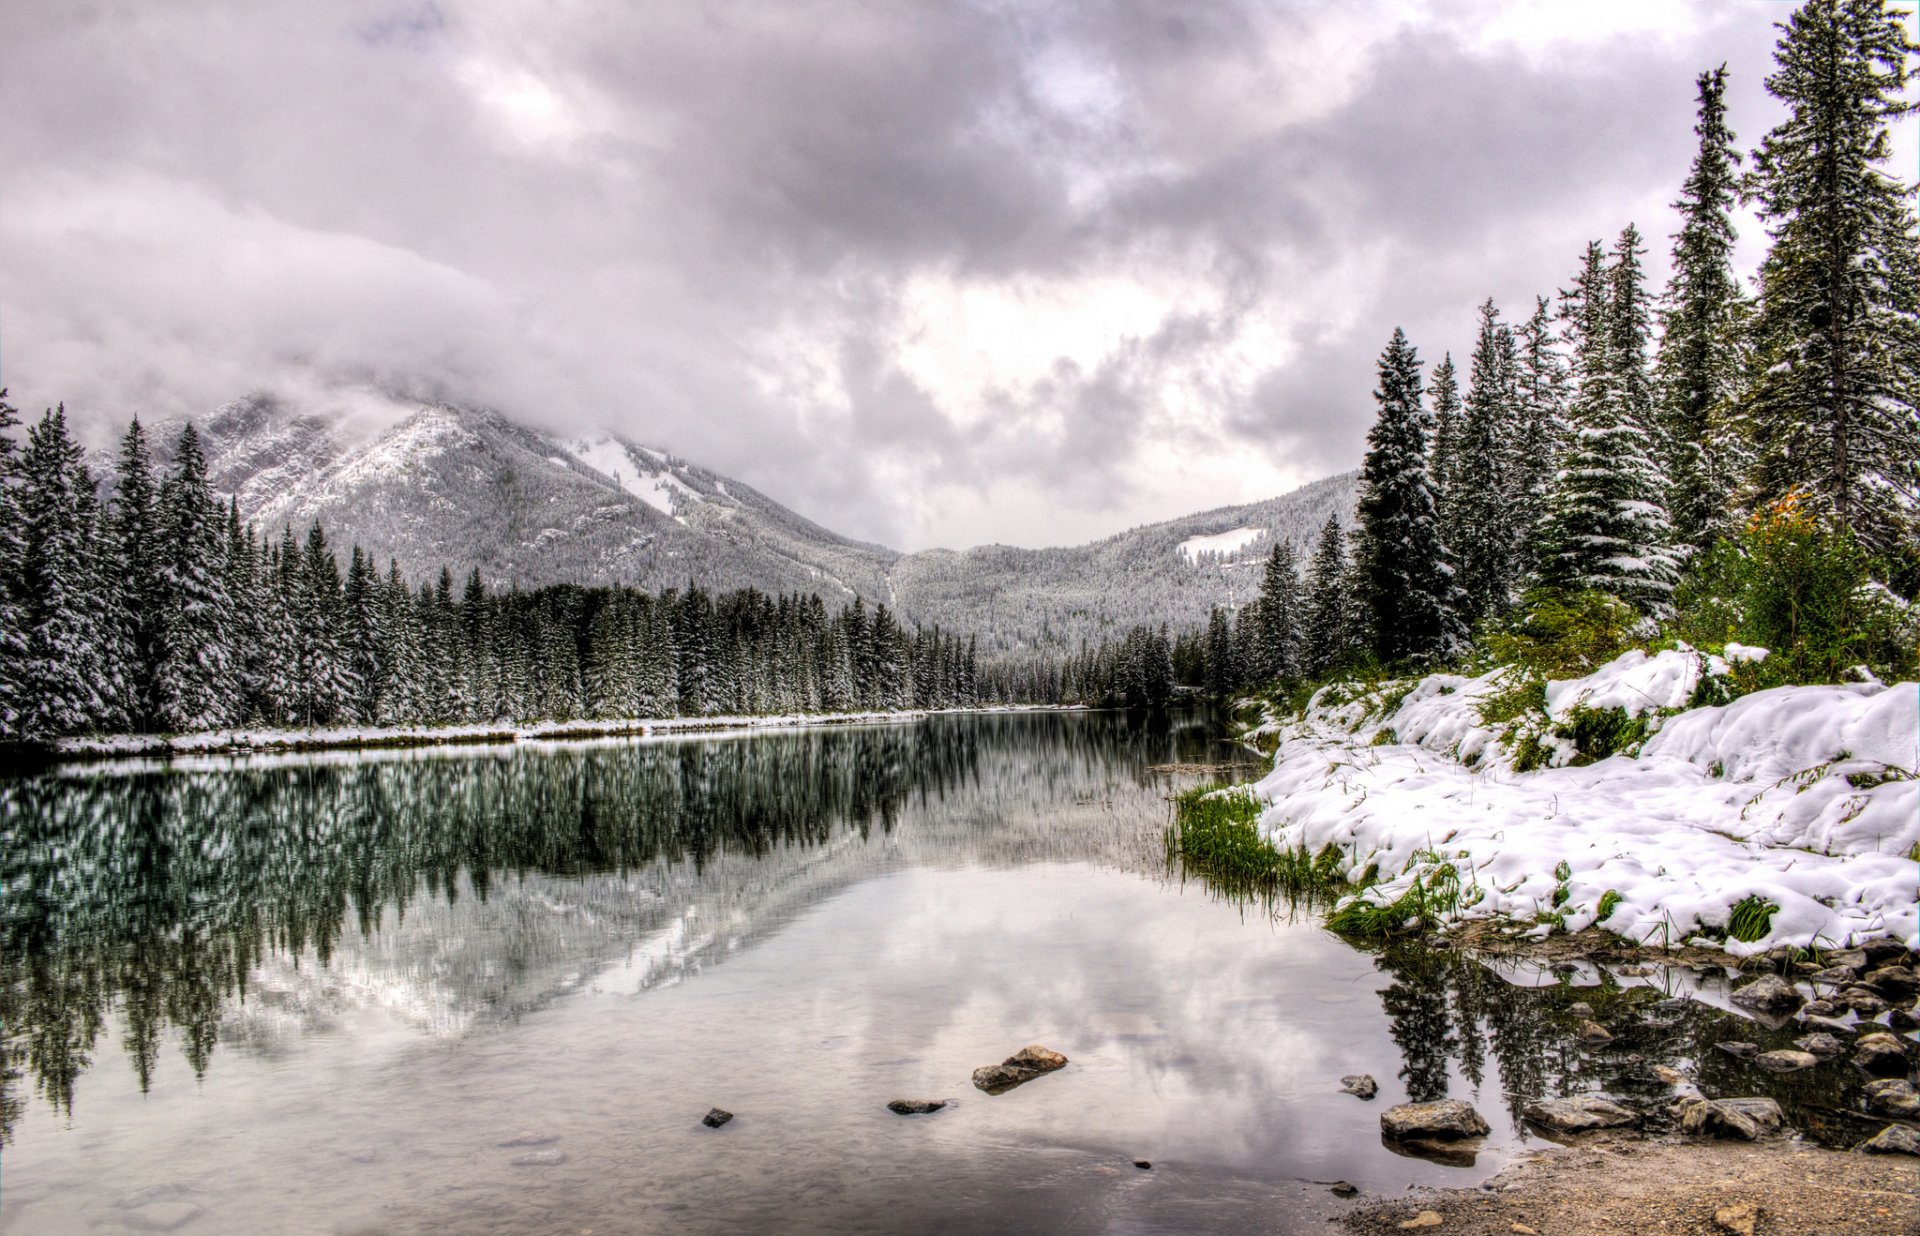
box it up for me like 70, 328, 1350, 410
1246, 651, 1920, 954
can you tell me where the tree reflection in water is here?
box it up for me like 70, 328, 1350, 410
1363, 943, 1873, 1142
2, 709, 1245, 1141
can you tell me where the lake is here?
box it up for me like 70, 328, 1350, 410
0, 711, 1874, 1234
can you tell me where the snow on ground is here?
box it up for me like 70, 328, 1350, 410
1178, 526, 1266, 563
1248, 649, 1919, 954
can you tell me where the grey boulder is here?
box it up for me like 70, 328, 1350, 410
1380, 1099, 1490, 1141
1522, 1095, 1639, 1133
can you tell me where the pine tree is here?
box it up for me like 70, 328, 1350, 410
1299, 514, 1354, 678
154, 424, 236, 731
1254, 540, 1303, 685
0, 391, 25, 739
1428, 353, 1465, 547
1657, 64, 1748, 556
1541, 232, 1682, 611
291, 522, 353, 726
1510, 296, 1570, 576
1453, 299, 1522, 621
111, 419, 165, 730
1355, 328, 1465, 664
15, 408, 105, 735
1743, 0, 1920, 577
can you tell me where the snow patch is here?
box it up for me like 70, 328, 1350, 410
565, 434, 699, 522
1178, 526, 1265, 563
1249, 661, 1920, 954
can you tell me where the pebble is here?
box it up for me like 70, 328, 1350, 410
1575, 1019, 1612, 1044
1341, 1074, 1379, 1100
1752, 1049, 1819, 1072
701, 1108, 734, 1128
1713, 1202, 1758, 1236
1398, 1212, 1443, 1230
1330, 1181, 1359, 1198
1132, 1159, 1151, 1170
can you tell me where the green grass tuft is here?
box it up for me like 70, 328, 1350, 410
1596, 889, 1622, 922
1727, 895, 1778, 944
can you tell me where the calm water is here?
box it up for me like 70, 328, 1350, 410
0, 711, 1877, 1234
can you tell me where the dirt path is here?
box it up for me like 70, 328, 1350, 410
1342, 1132, 1919, 1235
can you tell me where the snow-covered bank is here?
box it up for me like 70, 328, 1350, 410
37, 705, 1081, 763
1247, 650, 1919, 954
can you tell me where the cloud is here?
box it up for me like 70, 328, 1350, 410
1, 1, 1898, 548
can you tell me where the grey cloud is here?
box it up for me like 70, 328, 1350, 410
0, 1, 1817, 549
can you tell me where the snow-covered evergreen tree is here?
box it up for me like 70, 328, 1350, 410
110, 419, 165, 731
155, 424, 236, 731
291, 522, 354, 726
1541, 231, 1681, 611
1252, 540, 1302, 684
15, 408, 107, 736
1510, 296, 1570, 577
1453, 299, 1522, 621
1657, 64, 1748, 556
1428, 353, 1464, 549
1355, 328, 1466, 664
1743, 0, 1920, 579
0, 392, 24, 739
1299, 514, 1355, 678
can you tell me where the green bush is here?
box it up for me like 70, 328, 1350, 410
1669, 493, 1918, 686
1557, 705, 1652, 764
1484, 589, 1641, 678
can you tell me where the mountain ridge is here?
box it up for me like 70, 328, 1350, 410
163, 395, 1356, 653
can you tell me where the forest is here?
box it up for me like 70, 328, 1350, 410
1171, 1, 1920, 699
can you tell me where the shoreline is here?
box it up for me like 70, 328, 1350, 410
2, 703, 1088, 769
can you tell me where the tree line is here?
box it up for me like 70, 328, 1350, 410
0, 412, 998, 741
1183, 1, 1920, 692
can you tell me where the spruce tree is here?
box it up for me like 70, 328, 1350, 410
15, 407, 105, 735
1510, 296, 1570, 576
1355, 328, 1466, 664
155, 424, 236, 731
1541, 232, 1682, 611
1428, 352, 1464, 543
1744, 0, 1920, 577
1299, 514, 1353, 678
1657, 64, 1747, 556
1254, 540, 1303, 685
111, 419, 165, 730
1454, 299, 1522, 621
0, 392, 30, 738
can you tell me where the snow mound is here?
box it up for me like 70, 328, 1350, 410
1252, 661, 1919, 954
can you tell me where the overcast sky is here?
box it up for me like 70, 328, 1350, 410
3, 1, 1914, 550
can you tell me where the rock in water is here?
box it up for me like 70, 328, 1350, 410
1340, 1074, 1379, 1099
701, 1108, 734, 1129
1853, 1032, 1911, 1078
1521, 1095, 1639, 1133
1132, 1160, 1151, 1170
1715, 1041, 1758, 1060
510, 1149, 566, 1167
1752, 1049, 1819, 1072
1329, 1181, 1359, 1198
886, 1099, 947, 1115
1860, 1124, 1920, 1156
1793, 1032, 1845, 1058
1729, 974, 1804, 1015
1379, 1100, 1489, 1141
1575, 1019, 1612, 1044
1713, 1202, 1758, 1236
971, 1045, 1069, 1095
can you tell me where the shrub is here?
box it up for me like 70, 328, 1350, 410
1484, 589, 1641, 678
1670, 492, 1918, 686
1557, 705, 1652, 764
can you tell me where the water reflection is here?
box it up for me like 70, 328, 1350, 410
0, 710, 1239, 1141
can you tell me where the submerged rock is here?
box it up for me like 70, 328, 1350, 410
1567, 1001, 1595, 1018
886, 1099, 947, 1115
1340, 1074, 1379, 1100
1729, 974, 1804, 1016
1864, 966, 1920, 997
701, 1108, 734, 1129
1522, 1095, 1639, 1133
1859, 1124, 1920, 1156
1575, 1019, 1612, 1045
1380, 1099, 1489, 1141
1713, 1203, 1758, 1236
510, 1149, 566, 1167
1852, 1033, 1911, 1078
1715, 1041, 1758, 1060
1793, 1032, 1845, 1058
497, 1131, 561, 1148
1132, 1160, 1152, 1170
972, 1045, 1069, 1094
1329, 1181, 1359, 1198
1753, 1049, 1820, 1072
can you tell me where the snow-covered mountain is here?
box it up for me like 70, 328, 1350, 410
179, 395, 1356, 651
